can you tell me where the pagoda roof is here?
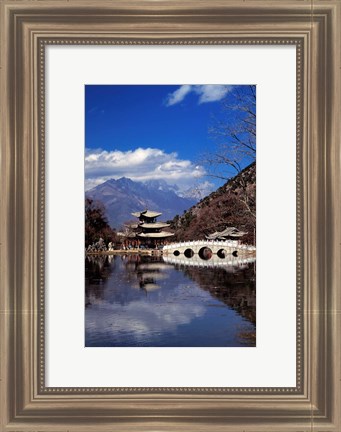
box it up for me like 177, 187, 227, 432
137, 231, 174, 238
131, 210, 162, 218
206, 227, 247, 240
139, 222, 170, 229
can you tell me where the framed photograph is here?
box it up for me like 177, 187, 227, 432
1, 1, 340, 431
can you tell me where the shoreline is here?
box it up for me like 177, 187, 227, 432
86, 249, 162, 256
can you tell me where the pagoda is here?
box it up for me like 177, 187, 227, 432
131, 210, 174, 247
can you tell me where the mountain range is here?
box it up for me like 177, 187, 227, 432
85, 177, 197, 229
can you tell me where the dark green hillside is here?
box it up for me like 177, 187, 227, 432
169, 162, 256, 245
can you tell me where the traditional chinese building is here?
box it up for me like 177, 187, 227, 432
205, 227, 247, 241
131, 210, 174, 248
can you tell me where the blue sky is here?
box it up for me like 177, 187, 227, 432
85, 84, 253, 194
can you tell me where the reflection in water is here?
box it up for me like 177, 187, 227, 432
85, 254, 256, 347
163, 254, 255, 270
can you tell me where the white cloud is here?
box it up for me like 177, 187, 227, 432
85, 147, 206, 191
165, 85, 232, 106
85, 267, 208, 345
86, 298, 206, 341
165, 84, 192, 106
194, 85, 231, 104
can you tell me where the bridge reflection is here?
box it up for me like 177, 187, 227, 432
163, 254, 255, 271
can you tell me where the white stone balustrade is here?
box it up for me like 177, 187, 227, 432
162, 240, 256, 256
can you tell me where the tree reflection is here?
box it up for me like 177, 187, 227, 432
85, 256, 113, 306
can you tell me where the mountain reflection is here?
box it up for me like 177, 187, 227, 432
85, 255, 256, 347
185, 266, 255, 321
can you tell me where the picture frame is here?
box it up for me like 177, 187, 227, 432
1, 0, 340, 430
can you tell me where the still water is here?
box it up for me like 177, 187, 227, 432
85, 254, 256, 347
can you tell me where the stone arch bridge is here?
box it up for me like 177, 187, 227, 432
162, 240, 256, 259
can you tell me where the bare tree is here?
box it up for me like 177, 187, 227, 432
205, 85, 256, 179
203, 85, 256, 220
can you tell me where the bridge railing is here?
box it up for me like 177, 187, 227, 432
163, 240, 256, 251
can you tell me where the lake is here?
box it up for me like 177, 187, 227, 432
85, 254, 256, 347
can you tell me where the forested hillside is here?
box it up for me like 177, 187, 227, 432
169, 162, 256, 245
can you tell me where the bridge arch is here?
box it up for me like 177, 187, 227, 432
217, 248, 227, 259
198, 246, 212, 260
184, 248, 194, 258
162, 241, 256, 259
